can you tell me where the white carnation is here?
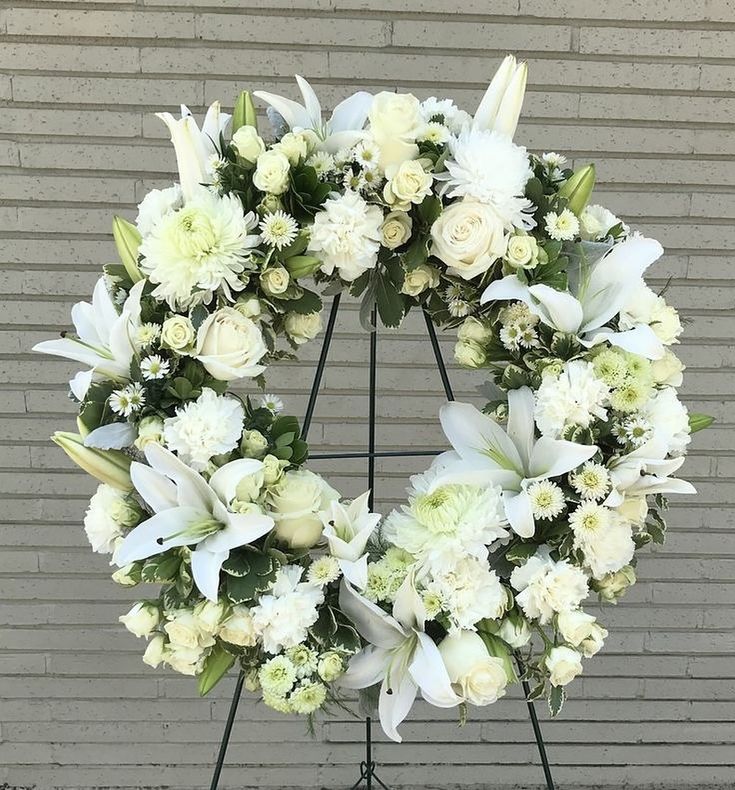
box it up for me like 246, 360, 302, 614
579, 204, 621, 241
640, 386, 691, 458
511, 553, 589, 625
619, 281, 683, 346
163, 387, 244, 471
251, 565, 324, 654
140, 187, 260, 309
435, 128, 533, 228
136, 185, 183, 237
309, 191, 383, 282
535, 360, 609, 438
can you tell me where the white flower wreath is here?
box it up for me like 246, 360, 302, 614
35, 55, 710, 742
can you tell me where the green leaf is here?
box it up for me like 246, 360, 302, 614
505, 542, 538, 565
198, 643, 235, 696
190, 304, 209, 330
501, 365, 530, 390
311, 605, 338, 646
401, 236, 429, 270
271, 415, 300, 439
375, 263, 406, 328
224, 550, 279, 603
689, 413, 714, 433
333, 624, 361, 653
278, 289, 323, 315
548, 684, 566, 717
417, 194, 442, 226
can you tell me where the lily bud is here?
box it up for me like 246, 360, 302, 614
689, 413, 714, 433
52, 431, 132, 491
112, 216, 143, 283
558, 164, 596, 217
473, 54, 527, 139
233, 91, 258, 133
284, 255, 322, 279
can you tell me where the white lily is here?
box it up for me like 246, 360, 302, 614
115, 443, 273, 602
434, 389, 598, 538
605, 454, 695, 507
481, 236, 666, 359
338, 576, 461, 742
473, 54, 528, 139
320, 491, 381, 589
157, 101, 231, 201
33, 278, 144, 400
254, 76, 372, 153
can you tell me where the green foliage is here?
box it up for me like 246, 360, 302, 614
284, 164, 336, 222
223, 548, 280, 604
548, 684, 566, 717
198, 643, 236, 696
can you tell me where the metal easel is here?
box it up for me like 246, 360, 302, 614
209, 292, 556, 790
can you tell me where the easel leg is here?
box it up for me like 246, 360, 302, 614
209, 669, 246, 790
515, 657, 556, 790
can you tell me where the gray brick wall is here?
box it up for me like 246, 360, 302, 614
1, 2, 734, 788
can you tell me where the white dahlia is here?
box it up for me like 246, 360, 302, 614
308, 190, 383, 282
435, 128, 534, 228
534, 360, 610, 439
162, 387, 245, 471
140, 187, 260, 309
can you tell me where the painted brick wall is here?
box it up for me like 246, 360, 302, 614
1, 2, 734, 788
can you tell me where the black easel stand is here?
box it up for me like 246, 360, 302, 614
209, 293, 555, 790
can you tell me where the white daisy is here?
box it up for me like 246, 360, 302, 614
615, 415, 654, 448
306, 150, 336, 178
544, 209, 580, 241
135, 322, 161, 349
140, 354, 170, 381
500, 324, 522, 351
259, 393, 284, 414
448, 298, 472, 318
259, 210, 299, 251
570, 462, 610, 500
527, 480, 566, 520
109, 388, 132, 416
568, 501, 610, 537
353, 138, 381, 171
126, 382, 146, 412
541, 152, 567, 169
418, 121, 451, 145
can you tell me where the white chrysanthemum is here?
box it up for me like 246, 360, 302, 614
619, 280, 682, 345
289, 680, 327, 714
135, 322, 161, 349
535, 360, 610, 438
579, 204, 621, 241
251, 565, 324, 654
259, 210, 298, 250
499, 302, 538, 327
140, 187, 260, 309
569, 503, 635, 579
259, 655, 297, 696
544, 209, 580, 241
541, 152, 567, 169
306, 150, 336, 177
418, 121, 451, 145
527, 480, 566, 520
308, 190, 383, 282
136, 185, 183, 237
140, 354, 170, 380
420, 97, 470, 132
510, 553, 589, 624
162, 387, 244, 471
285, 645, 318, 678
383, 470, 508, 571
570, 462, 610, 500
83, 483, 140, 553
423, 557, 506, 631
435, 128, 533, 227
259, 394, 284, 414
307, 555, 341, 586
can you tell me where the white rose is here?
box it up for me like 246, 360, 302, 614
383, 160, 433, 209
369, 92, 423, 168
234, 467, 265, 503
111, 564, 139, 586
260, 266, 290, 296
262, 454, 287, 485
457, 316, 493, 344
579, 204, 620, 241
235, 294, 263, 320
273, 131, 309, 165
267, 470, 340, 548
165, 644, 207, 676
253, 150, 291, 195
84, 484, 139, 554
164, 610, 215, 650
454, 339, 486, 368
161, 314, 196, 353
381, 211, 413, 250
134, 416, 164, 451
438, 630, 508, 706
592, 565, 636, 603
194, 307, 267, 381
652, 303, 682, 345
431, 200, 507, 280
497, 615, 532, 649
651, 350, 684, 386
241, 429, 269, 459
615, 496, 648, 527
193, 600, 227, 634
580, 622, 608, 657
285, 311, 323, 345
545, 646, 583, 687
219, 605, 258, 647
231, 126, 265, 162
401, 264, 439, 297
142, 634, 166, 668
317, 652, 345, 682
557, 609, 597, 647
505, 233, 539, 270
119, 602, 160, 638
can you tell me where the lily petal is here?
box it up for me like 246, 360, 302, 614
208, 458, 265, 505
411, 632, 462, 708
253, 89, 312, 131
339, 644, 390, 690
503, 490, 535, 538
115, 506, 207, 566
339, 581, 406, 649
379, 672, 418, 744
527, 284, 585, 334
506, 387, 535, 470
329, 91, 373, 133
295, 75, 323, 130
200, 512, 274, 554
83, 422, 136, 450
581, 325, 664, 360
130, 460, 178, 513
473, 54, 516, 131
143, 443, 219, 513
191, 546, 229, 602
528, 436, 598, 480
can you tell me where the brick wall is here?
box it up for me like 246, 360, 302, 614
1, 2, 734, 788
